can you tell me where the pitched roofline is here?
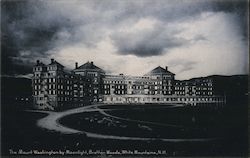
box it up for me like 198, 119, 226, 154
48, 61, 64, 68
73, 61, 105, 72
145, 66, 175, 76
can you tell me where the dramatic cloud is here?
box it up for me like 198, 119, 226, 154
1, 0, 248, 79
111, 18, 189, 57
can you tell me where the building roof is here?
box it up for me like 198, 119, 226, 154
35, 60, 45, 67
146, 66, 175, 75
35, 62, 45, 67
48, 60, 64, 68
74, 61, 104, 72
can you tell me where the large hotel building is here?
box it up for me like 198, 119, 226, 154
32, 59, 225, 110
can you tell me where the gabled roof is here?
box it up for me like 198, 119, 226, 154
48, 60, 64, 68
146, 66, 175, 75
74, 61, 104, 72
35, 62, 45, 67
35, 60, 45, 67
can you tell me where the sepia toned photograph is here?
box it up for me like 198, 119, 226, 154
1, 0, 249, 157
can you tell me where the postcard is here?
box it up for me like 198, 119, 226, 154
1, 0, 249, 157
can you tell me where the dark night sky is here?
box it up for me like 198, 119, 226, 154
1, 0, 248, 79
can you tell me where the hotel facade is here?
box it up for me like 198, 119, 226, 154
32, 59, 225, 110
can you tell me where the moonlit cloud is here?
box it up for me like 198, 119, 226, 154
1, 0, 248, 79
111, 18, 189, 57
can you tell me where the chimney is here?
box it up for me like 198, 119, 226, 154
75, 62, 78, 69
90, 61, 93, 65
165, 66, 168, 71
36, 60, 40, 64
51, 59, 54, 63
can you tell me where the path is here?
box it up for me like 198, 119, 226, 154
31, 104, 218, 142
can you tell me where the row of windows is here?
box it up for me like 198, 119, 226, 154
196, 92, 213, 95
57, 91, 72, 95
58, 85, 72, 90
87, 73, 98, 77
34, 78, 77, 84
58, 97, 72, 101
34, 78, 56, 83
104, 96, 221, 102
196, 87, 213, 90
175, 87, 213, 90
35, 96, 44, 100
104, 90, 126, 95
175, 91, 185, 95
163, 91, 171, 95
175, 91, 213, 95
103, 80, 172, 85
47, 66, 57, 71
34, 72, 56, 77
47, 72, 56, 77
175, 87, 185, 90
34, 73, 41, 77
34, 90, 57, 95
34, 90, 73, 95
175, 82, 213, 86
34, 84, 75, 90
34, 85, 41, 90
162, 86, 172, 90
127, 90, 162, 95
105, 85, 171, 90
104, 80, 125, 84
34, 67, 43, 71
104, 85, 127, 89
34, 66, 57, 71
73, 94, 86, 97
163, 76, 172, 79
105, 88, 173, 95
34, 71, 83, 80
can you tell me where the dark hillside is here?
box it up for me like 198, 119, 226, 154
1, 76, 32, 109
